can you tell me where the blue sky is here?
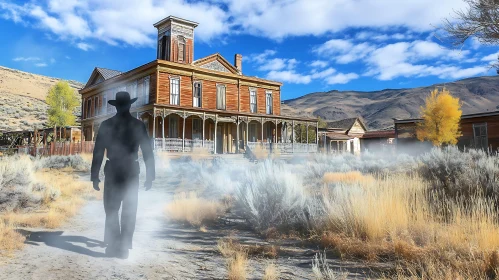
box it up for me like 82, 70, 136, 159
1, 0, 498, 100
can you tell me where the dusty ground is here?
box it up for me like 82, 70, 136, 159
1, 172, 379, 280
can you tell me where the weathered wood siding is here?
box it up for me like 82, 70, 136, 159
157, 69, 281, 116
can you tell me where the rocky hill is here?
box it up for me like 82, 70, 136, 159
0, 66, 84, 131
281, 76, 499, 129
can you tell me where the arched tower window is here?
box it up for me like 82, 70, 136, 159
178, 35, 186, 62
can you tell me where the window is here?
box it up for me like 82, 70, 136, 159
192, 119, 202, 140
250, 88, 257, 113
86, 99, 91, 118
193, 81, 202, 107
473, 123, 488, 150
127, 81, 137, 108
178, 36, 186, 62
170, 77, 180, 105
144, 76, 150, 105
94, 96, 98, 116
266, 91, 273, 114
102, 94, 107, 114
249, 123, 258, 142
216, 84, 226, 110
169, 115, 178, 138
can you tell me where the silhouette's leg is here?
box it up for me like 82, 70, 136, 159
103, 178, 122, 247
121, 177, 139, 249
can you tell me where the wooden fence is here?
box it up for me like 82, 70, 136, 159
15, 141, 95, 156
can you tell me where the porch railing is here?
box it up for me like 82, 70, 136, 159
154, 138, 214, 153
247, 142, 318, 154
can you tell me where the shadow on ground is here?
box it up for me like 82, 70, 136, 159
18, 230, 108, 258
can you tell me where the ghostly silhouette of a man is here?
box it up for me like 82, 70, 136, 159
91, 91, 155, 259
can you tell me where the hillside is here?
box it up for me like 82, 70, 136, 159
0, 66, 84, 131
282, 76, 499, 129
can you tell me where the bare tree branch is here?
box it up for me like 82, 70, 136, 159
438, 0, 499, 46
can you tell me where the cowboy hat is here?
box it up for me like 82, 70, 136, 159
108, 91, 138, 107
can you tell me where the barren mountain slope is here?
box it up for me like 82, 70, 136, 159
282, 76, 499, 129
0, 66, 84, 131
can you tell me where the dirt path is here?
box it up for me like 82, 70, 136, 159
1, 174, 377, 280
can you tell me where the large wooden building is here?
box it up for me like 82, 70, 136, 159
394, 110, 499, 153
79, 16, 318, 154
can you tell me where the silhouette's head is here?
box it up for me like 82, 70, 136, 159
109, 91, 137, 114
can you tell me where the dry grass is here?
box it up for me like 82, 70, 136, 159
319, 175, 499, 277
218, 238, 248, 280
79, 153, 93, 165
164, 192, 224, 226
322, 171, 375, 184
0, 221, 25, 256
263, 262, 280, 280
253, 145, 269, 160
1, 170, 99, 229
191, 147, 212, 160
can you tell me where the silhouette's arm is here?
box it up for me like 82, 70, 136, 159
91, 123, 106, 182
139, 123, 155, 182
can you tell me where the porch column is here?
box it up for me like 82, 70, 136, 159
152, 110, 156, 143
214, 114, 218, 154
182, 111, 186, 152
274, 120, 278, 143
161, 116, 165, 150
307, 123, 310, 152
246, 121, 249, 145
261, 117, 264, 143
292, 120, 295, 153
316, 121, 319, 152
202, 113, 206, 148
236, 117, 240, 154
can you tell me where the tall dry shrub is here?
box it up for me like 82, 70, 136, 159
236, 160, 309, 232
419, 147, 499, 198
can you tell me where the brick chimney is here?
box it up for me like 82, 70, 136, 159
234, 54, 242, 74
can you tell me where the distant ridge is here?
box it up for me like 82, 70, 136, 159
281, 75, 499, 129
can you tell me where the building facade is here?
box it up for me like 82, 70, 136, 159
318, 117, 366, 155
394, 110, 499, 153
79, 16, 318, 154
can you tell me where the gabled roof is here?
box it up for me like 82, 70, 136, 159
325, 117, 367, 132
193, 53, 239, 74
84, 67, 123, 88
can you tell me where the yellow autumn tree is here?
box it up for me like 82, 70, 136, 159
416, 88, 462, 146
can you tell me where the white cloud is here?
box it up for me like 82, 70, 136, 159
13, 57, 41, 62
365, 42, 488, 80
326, 73, 360, 84
313, 37, 486, 81
1, 0, 229, 46
77, 42, 93, 51
482, 52, 499, 62
50, 58, 56, 63
310, 60, 328, 68
311, 68, 336, 79
266, 70, 312, 84
219, 0, 467, 39
314, 39, 374, 64
35, 63, 48, 67
248, 50, 358, 85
